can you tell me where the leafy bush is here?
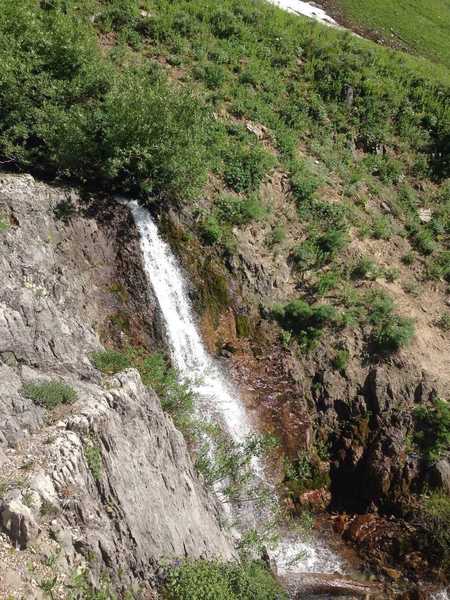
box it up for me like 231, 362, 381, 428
289, 161, 320, 204
351, 257, 380, 280
200, 215, 223, 245
216, 193, 266, 225
372, 314, 415, 352
164, 559, 286, 600
413, 492, 450, 571
223, 143, 274, 193
371, 215, 393, 240
414, 399, 450, 462
0, 2, 208, 202
272, 299, 338, 350
333, 349, 350, 373
435, 313, 450, 331
22, 381, 77, 409
90, 349, 130, 374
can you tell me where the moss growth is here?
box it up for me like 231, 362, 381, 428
235, 314, 252, 338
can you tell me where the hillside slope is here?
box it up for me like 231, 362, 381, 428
0, 0, 449, 597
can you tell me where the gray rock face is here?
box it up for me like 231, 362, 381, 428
0, 489, 39, 550
429, 459, 450, 494
0, 174, 233, 595
47, 369, 233, 589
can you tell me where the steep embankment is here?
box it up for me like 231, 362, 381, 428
0, 0, 449, 597
0, 175, 233, 598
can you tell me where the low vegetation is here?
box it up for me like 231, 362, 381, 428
329, 0, 450, 70
91, 348, 194, 432
413, 399, 450, 463
164, 559, 286, 600
22, 380, 77, 409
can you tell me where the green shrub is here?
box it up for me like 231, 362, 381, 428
435, 313, 450, 331
351, 257, 380, 280
411, 228, 437, 255
401, 252, 415, 265
22, 381, 77, 409
289, 162, 320, 204
96, 0, 139, 32
164, 559, 286, 600
0, 3, 208, 202
314, 270, 341, 296
371, 215, 393, 240
200, 215, 223, 244
0, 218, 9, 232
372, 314, 415, 352
283, 450, 330, 496
84, 443, 102, 481
267, 225, 286, 247
413, 492, 450, 571
90, 349, 130, 374
333, 349, 350, 373
216, 193, 266, 225
272, 299, 338, 351
223, 144, 274, 193
414, 399, 450, 462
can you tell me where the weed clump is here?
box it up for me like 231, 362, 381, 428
22, 381, 77, 409
164, 559, 286, 600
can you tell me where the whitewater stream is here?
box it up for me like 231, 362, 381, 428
128, 201, 345, 579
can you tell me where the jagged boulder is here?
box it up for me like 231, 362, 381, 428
0, 489, 39, 549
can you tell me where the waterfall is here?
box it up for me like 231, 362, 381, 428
129, 200, 344, 575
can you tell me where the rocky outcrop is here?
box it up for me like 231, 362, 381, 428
0, 174, 233, 598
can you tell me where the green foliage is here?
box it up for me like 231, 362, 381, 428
351, 257, 380, 280
22, 380, 77, 409
0, 218, 9, 232
267, 225, 286, 247
164, 559, 286, 600
401, 252, 415, 266
371, 214, 393, 240
314, 270, 341, 296
333, 349, 350, 373
200, 215, 223, 245
289, 161, 320, 204
91, 348, 194, 431
272, 299, 338, 351
223, 143, 274, 193
414, 399, 450, 462
413, 492, 450, 572
283, 450, 330, 496
372, 314, 415, 352
84, 443, 102, 481
336, 0, 450, 69
90, 349, 130, 374
216, 193, 266, 225
293, 229, 348, 273
435, 313, 450, 332
196, 429, 277, 500
0, 1, 208, 202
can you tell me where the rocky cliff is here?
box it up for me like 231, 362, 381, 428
0, 175, 233, 598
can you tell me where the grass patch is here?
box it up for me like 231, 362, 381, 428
22, 381, 77, 409
334, 0, 450, 70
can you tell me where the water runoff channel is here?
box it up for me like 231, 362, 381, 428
127, 201, 358, 592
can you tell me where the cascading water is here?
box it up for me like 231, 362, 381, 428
129, 200, 345, 577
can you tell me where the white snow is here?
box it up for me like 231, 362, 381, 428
267, 0, 338, 27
